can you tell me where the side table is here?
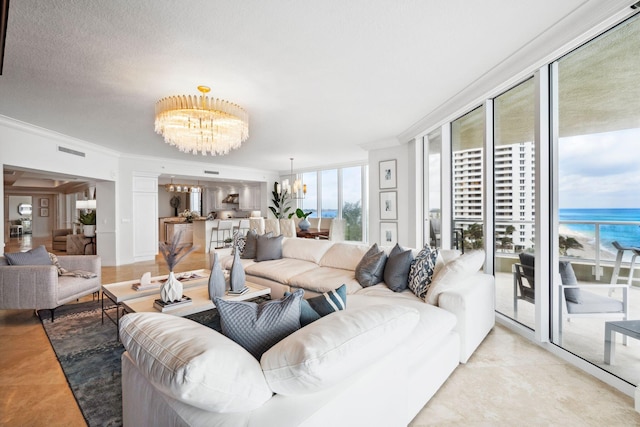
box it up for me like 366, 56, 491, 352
604, 320, 636, 365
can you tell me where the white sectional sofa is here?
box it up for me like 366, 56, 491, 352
119, 238, 495, 426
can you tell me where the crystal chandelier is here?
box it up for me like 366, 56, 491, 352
278, 158, 306, 200
154, 86, 249, 156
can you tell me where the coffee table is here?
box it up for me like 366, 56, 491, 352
101, 270, 209, 338
604, 319, 636, 365
122, 281, 270, 317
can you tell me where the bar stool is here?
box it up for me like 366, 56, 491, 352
237, 219, 250, 236
209, 220, 233, 252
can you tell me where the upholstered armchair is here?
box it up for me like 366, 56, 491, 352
52, 228, 73, 251
0, 254, 101, 321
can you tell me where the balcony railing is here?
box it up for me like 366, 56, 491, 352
495, 219, 640, 281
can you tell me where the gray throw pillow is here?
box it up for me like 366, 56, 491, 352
407, 245, 439, 300
560, 261, 583, 304
215, 289, 303, 360
4, 245, 52, 266
231, 231, 246, 256
255, 234, 283, 262
241, 229, 259, 259
384, 244, 414, 292
355, 244, 387, 287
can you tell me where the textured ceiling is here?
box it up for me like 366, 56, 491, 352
0, 0, 628, 173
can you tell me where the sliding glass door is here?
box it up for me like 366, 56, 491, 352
493, 78, 536, 330
552, 13, 640, 385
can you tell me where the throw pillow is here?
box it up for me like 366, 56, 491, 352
425, 250, 486, 305
285, 290, 321, 327
407, 245, 439, 300
383, 244, 414, 292
560, 261, 583, 304
261, 304, 420, 396
231, 231, 246, 256
255, 233, 284, 262
214, 289, 303, 360
355, 243, 387, 287
307, 284, 347, 317
241, 229, 260, 259
285, 284, 347, 326
4, 245, 52, 266
48, 252, 68, 276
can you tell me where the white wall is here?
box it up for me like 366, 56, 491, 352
368, 144, 413, 248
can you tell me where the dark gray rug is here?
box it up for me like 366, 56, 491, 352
40, 300, 225, 427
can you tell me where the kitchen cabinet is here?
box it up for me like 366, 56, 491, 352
239, 187, 261, 210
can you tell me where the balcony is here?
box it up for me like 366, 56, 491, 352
494, 219, 640, 387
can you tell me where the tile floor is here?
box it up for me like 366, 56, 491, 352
1, 236, 640, 426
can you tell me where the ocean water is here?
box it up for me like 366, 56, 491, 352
560, 208, 640, 249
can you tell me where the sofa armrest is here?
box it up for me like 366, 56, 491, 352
0, 265, 59, 309
59, 255, 101, 278
438, 272, 495, 363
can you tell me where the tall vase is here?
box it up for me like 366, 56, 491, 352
208, 252, 226, 300
160, 271, 183, 303
230, 246, 246, 292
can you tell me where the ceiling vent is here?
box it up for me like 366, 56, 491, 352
58, 146, 86, 157
204, 170, 220, 175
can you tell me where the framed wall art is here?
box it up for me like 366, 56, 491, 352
380, 222, 398, 246
40, 198, 49, 207
379, 191, 397, 220
40, 208, 49, 217
379, 159, 396, 189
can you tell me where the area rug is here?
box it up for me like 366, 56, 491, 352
39, 299, 225, 427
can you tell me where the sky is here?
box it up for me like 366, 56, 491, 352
559, 128, 640, 209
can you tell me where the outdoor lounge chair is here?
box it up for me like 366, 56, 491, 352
513, 253, 628, 344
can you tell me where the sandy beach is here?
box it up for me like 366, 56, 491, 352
559, 224, 617, 261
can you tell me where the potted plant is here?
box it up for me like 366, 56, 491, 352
290, 208, 312, 231
78, 210, 96, 237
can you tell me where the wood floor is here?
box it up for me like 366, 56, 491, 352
1, 235, 640, 426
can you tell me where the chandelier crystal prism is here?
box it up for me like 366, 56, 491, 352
154, 85, 249, 156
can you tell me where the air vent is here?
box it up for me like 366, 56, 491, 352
204, 170, 220, 175
58, 146, 86, 157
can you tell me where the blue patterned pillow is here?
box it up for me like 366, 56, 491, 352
215, 289, 303, 360
408, 246, 439, 300
231, 231, 246, 256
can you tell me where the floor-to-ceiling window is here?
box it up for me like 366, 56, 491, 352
493, 78, 536, 331
425, 128, 442, 247
552, 13, 640, 386
342, 166, 363, 241
299, 164, 367, 242
451, 106, 485, 251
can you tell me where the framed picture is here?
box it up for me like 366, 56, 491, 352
40, 198, 49, 207
379, 159, 397, 189
40, 208, 49, 217
380, 222, 398, 246
379, 191, 397, 220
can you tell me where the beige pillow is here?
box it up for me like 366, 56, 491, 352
426, 250, 485, 305
119, 312, 272, 412
261, 304, 419, 396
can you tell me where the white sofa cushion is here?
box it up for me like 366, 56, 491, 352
319, 242, 370, 270
282, 238, 334, 264
260, 304, 419, 396
245, 258, 319, 284
119, 312, 273, 413
289, 267, 361, 294
426, 250, 485, 305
